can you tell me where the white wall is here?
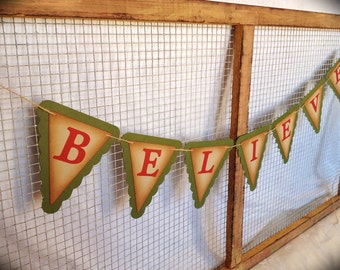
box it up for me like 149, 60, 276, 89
210, 0, 340, 14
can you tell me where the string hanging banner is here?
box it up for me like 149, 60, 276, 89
2, 58, 340, 218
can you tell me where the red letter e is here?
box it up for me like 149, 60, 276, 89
137, 148, 162, 177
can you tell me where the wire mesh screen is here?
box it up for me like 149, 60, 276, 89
0, 17, 234, 269
242, 26, 340, 253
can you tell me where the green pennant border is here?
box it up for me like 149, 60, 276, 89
236, 125, 271, 191
121, 133, 182, 218
37, 100, 119, 214
184, 138, 234, 208
272, 105, 299, 164
301, 78, 325, 133
327, 59, 340, 101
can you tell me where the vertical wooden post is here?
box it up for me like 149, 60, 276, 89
225, 25, 255, 269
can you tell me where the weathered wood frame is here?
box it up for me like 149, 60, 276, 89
1, 1, 340, 269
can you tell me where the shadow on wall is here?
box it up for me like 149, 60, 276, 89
11, 107, 42, 213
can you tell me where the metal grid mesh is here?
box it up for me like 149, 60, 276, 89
0, 17, 233, 269
243, 26, 340, 253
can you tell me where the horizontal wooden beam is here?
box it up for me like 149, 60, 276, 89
0, 0, 339, 28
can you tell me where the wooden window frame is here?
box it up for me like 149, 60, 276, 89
1, 1, 340, 269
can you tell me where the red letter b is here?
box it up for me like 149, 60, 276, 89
53, 127, 91, 164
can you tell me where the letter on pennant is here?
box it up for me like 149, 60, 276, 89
272, 106, 299, 163
236, 125, 270, 190
121, 133, 181, 218
184, 139, 234, 208
328, 59, 340, 101
302, 80, 325, 133
53, 127, 91, 164
38, 100, 119, 213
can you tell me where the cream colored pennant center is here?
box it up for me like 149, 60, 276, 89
49, 113, 110, 204
241, 132, 267, 186
274, 111, 298, 161
304, 85, 323, 131
329, 63, 340, 94
190, 146, 227, 202
129, 142, 175, 211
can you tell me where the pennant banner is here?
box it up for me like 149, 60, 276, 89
120, 133, 182, 218
38, 100, 119, 213
184, 138, 234, 208
272, 106, 299, 163
302, 79, 325, 133
328, 59, 340, 100
236, 125, 270, 191
27, 58, 340, 217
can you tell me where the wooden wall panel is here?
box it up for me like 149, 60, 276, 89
0, 0, 339, 28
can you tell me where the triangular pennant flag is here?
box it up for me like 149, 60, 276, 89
302, 79, 325, 133
121, 133, 181, 218
184, 138, 233, 208
272, 106, 299, 163
236, 125, 270, 190
327, 59, 340, 101
38, 100, 119, 213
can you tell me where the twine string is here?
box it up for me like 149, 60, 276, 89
0, 84, 55, 115
106, 134, 134, 144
